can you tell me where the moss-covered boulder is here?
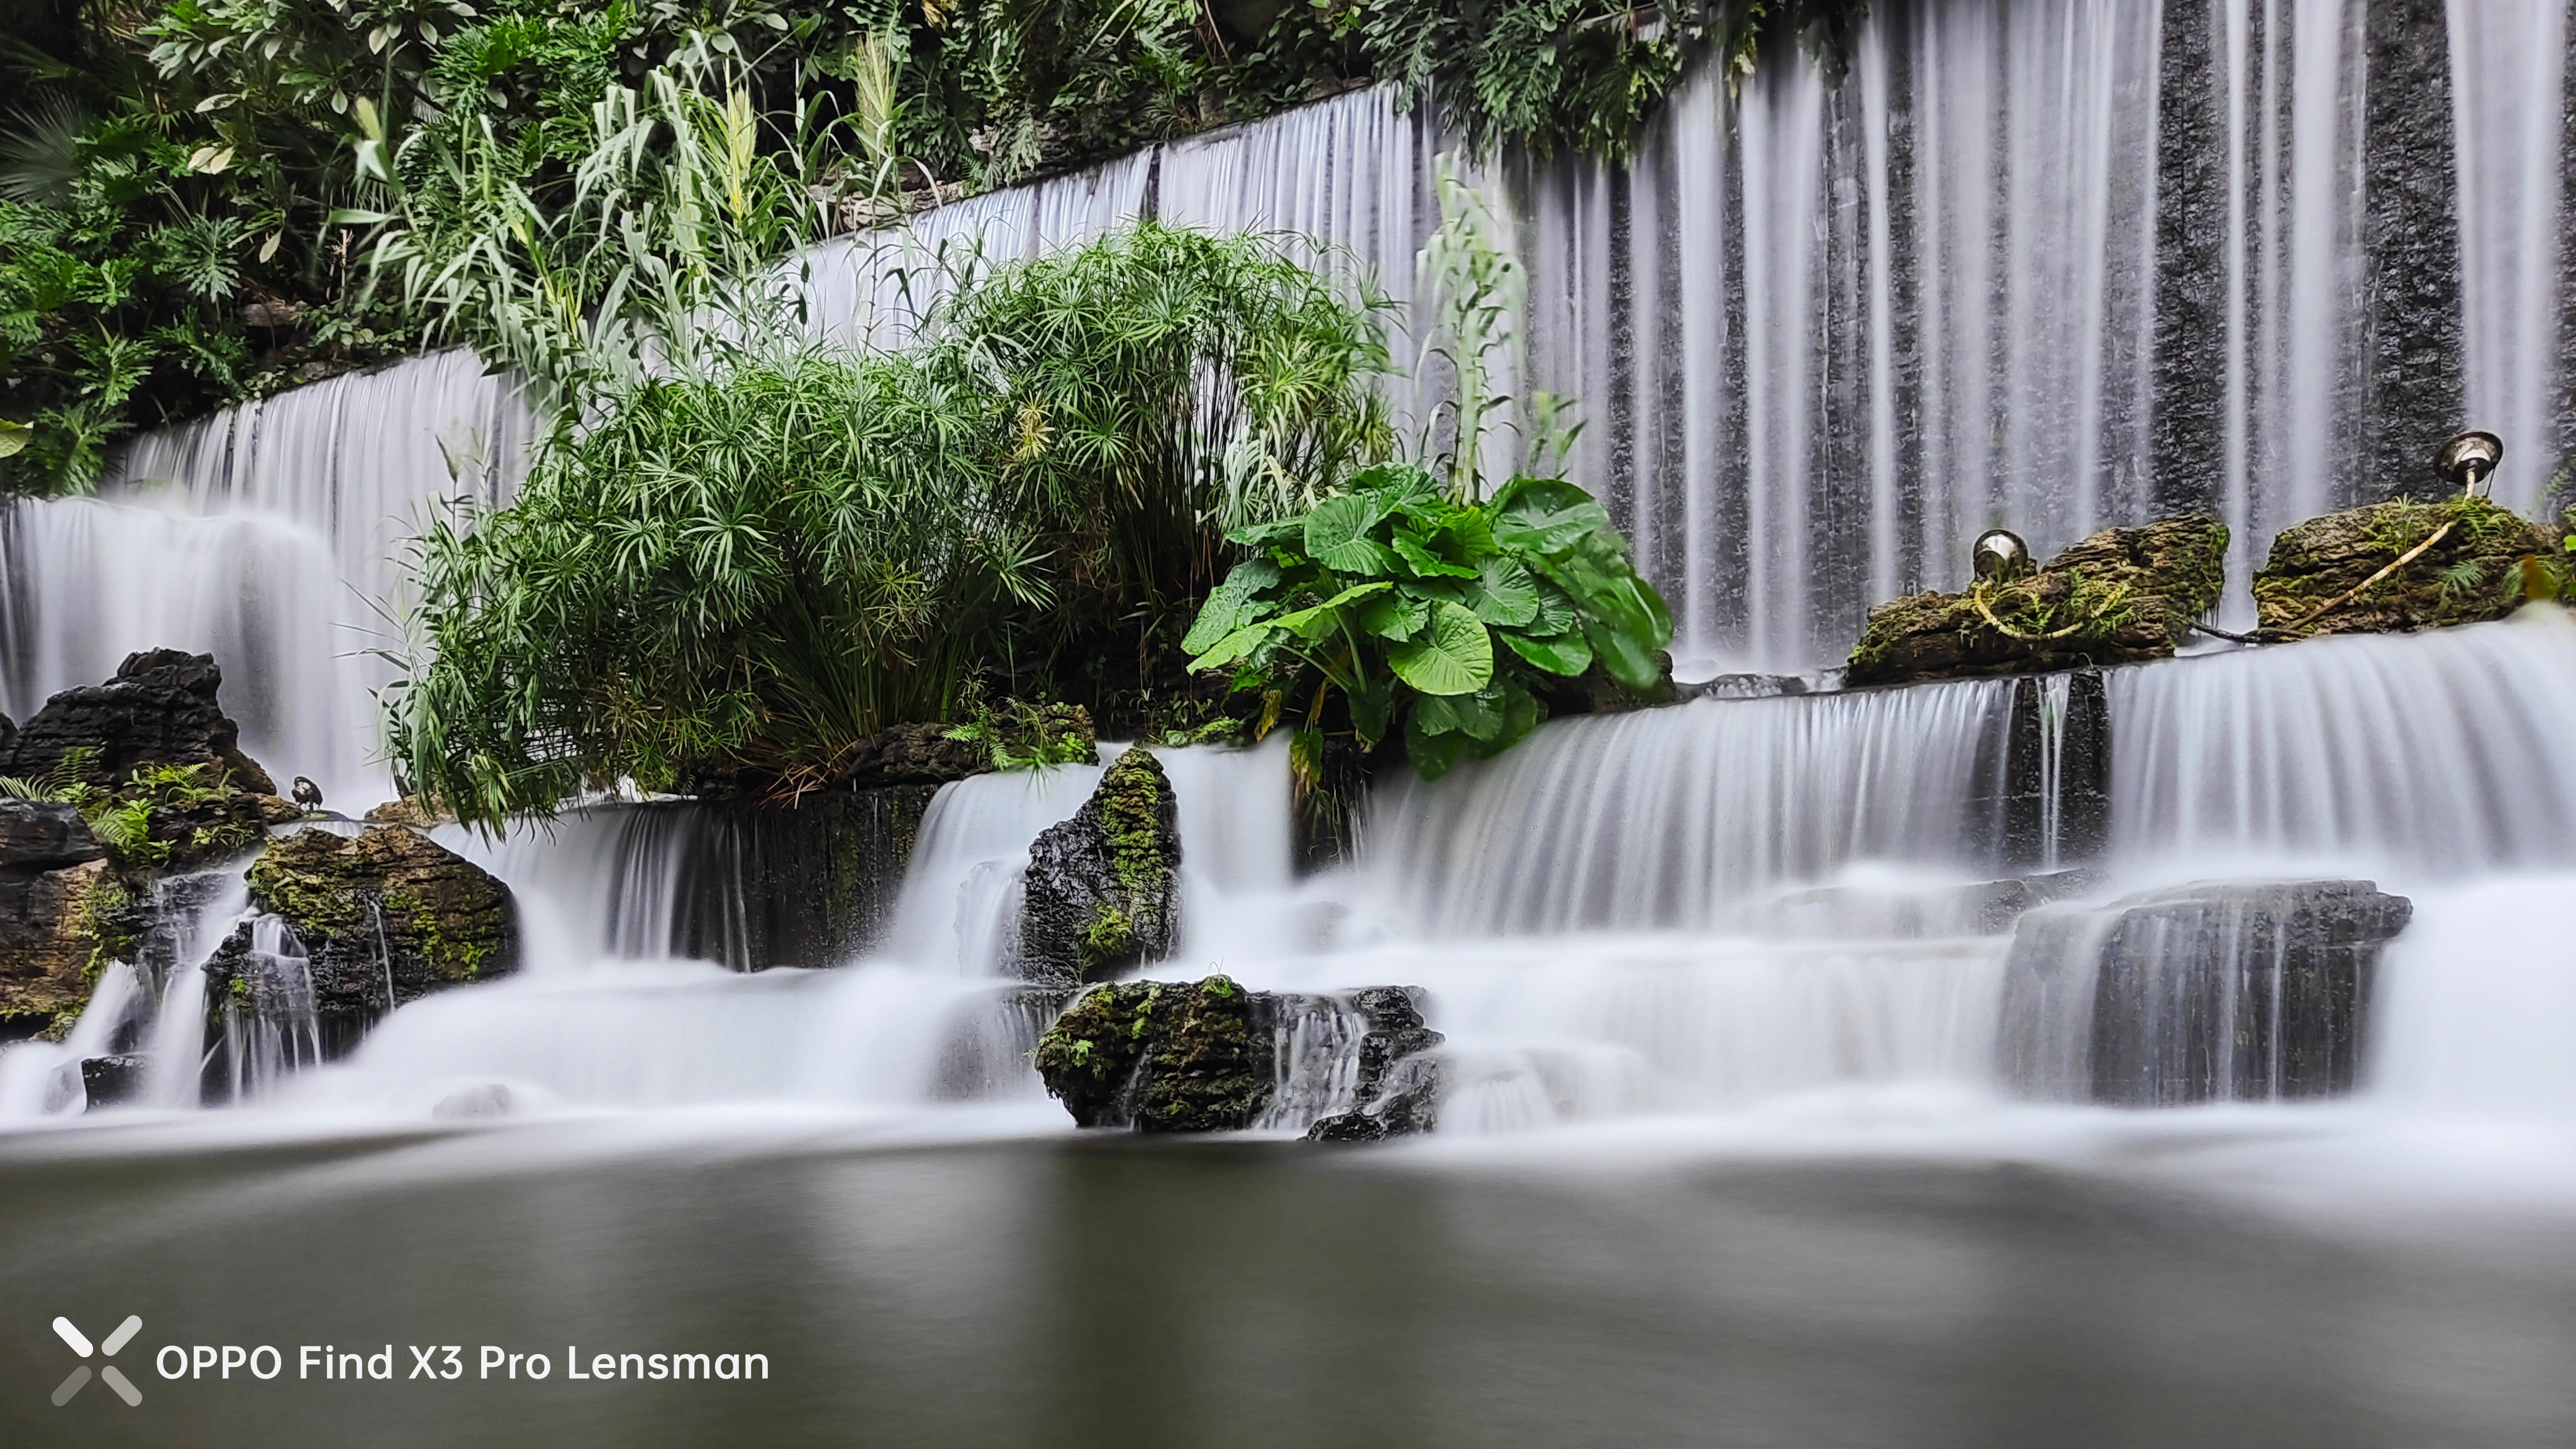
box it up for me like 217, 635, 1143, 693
0, 858, 114, 1040
1847, 516, 2228, 687
1033, 975, 1269, 1131
1016, 749, 1181, 985
2251, 496, 2561, 637
219, 826, 518, 1040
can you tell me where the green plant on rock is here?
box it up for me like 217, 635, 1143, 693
944, 696, 1099, 771
1182, 461, 1670, 779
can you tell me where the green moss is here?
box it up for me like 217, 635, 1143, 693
247, 854, 369, 937
75, 877, 136, 981
2253, 495, 2560, 635
1032, 975, 1266, 1131
1078, 902, 1136, 975
1094, 751, 1172, 898
383, 886, 489, 982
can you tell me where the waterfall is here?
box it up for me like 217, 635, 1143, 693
11, 0, 2570, 729
7, 3, 2576, 1153
2448, 0, 2570, 518
1, 350, 531, 806
2107, 609, 2576, 877
435, 804, 714, 968
1357, 679, 2015, 936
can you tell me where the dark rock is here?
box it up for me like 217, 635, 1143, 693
1675, 673, 1811, 702
0, 857, 114, 1037
1997, 879, 2414, 1106
1965, 668, 2113, 872
0, 800, 102, 869
1034, 975, 1269, 1131
1846, 516, 2228, 687
2251, 496, 2560, 637
78, 1053, 147, 1109
1, 649, 276, 794
246, 793, 308, 826
362, 797, 445, 827
0, 710, 14, 760
216, 826, 517, 1048
1306, 985, 1445, 1141
1016, 750, 1181, 985
672, 786, 941, 969
858, 721, 1000, 786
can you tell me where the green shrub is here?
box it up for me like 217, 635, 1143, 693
387, 221, 1392, 824
1182, 461, 1669, 778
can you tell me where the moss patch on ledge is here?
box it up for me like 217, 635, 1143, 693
1846, 516, 2229, 687
239, 826, 518, 1020
2252, 495, 2563, 637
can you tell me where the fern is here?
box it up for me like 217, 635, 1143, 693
2437, 557, 2487, 602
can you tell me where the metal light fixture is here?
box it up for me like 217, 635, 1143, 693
1972, 528, 2033, 582
2436, 430, 2504, 497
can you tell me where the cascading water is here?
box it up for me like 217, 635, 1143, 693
0, 0, 2572, 1177
1, 350, 531, 806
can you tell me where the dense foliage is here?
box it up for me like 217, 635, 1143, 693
1, 0, 1858, 492
1183, 462, 1670, 779
386, 221, 1394, 822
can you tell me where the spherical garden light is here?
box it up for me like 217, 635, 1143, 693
1972, 528, 2034, 583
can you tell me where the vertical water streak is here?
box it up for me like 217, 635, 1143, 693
2109, 613, 2576, 874
1358, 679, 2016, 937
2447, 0, 2568, 512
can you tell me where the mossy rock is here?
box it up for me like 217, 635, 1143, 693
226, 826, 518, 1036
1846, 516, 2228, 687
2251, 496, 2561, 637
0, 858, 115, 1041
1016, 750, 1181, 985
1032, 975, 1269, 1131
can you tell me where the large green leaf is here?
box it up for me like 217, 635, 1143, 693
1404, 705, 1469, 780
1392, 528, 1477, 579
1357, 590, 1431, 642
1467, 684, 1542, 760
1266, 580, 1394, 641
1387, 599, 1494, 696
1503, 627, 1592, 676
1224, 516, 1306, 549
1462, 555, 1541, 626
1409, 692, 1460, 736
1180, 557, 1284, 655
1492, 478, 1612, 556
1348, 677, 1394, 745
1524, 579, 1580, 636
1304, 493, 1395, 576
1348, 462, 1438, 498
1448, 686, 1504, 741
1583, 618, 1663, 693
1187, 619, 1278, 674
